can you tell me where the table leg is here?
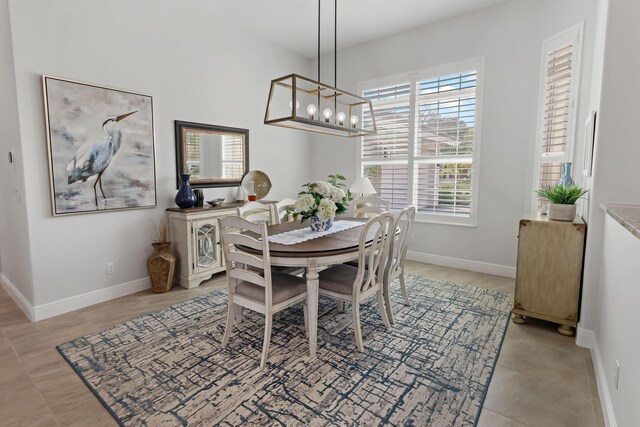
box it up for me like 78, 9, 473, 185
306, 258, 319, 359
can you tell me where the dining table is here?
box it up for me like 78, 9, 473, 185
237, 217, 374, 359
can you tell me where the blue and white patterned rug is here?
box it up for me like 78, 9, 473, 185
57, 274, 512, 426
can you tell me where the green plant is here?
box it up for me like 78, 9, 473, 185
537, 185, 588, 205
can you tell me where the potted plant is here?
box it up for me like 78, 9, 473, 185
537, 184, 588, 221
288, 174, 353, 231
147, 215, 176, 293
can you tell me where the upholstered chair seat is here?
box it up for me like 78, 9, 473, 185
236, 273, 307, 304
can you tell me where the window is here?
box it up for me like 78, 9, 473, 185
533, 24, 583, 208
221, 135, 244, 178
359, 59, 483, 225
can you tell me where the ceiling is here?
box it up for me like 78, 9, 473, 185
215, 0, 510, 58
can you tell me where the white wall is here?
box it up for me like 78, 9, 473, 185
0, 0, 35, 304
576, 0, 609, 337
310, 0, 598, 273
596, 215, 640, 426
5, 0, 312, 307
578, 0, 640, 424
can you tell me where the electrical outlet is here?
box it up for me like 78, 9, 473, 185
614, 360, 621, 389
106, 262, 115, 275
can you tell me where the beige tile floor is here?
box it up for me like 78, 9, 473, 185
0, 261, 604, 427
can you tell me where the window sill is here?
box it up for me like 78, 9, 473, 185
414, 212, 477, 227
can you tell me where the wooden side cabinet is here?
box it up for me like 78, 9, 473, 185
512, 213, 586, 336
167, 204, 238, 289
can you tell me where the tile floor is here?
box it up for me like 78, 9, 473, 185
0, 261, 605, 427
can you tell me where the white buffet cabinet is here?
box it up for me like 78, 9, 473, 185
167, 203, 242, 289
167, 201, 276, 288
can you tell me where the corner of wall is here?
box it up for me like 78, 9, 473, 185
0, 0, 36, 309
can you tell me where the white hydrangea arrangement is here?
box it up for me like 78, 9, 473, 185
289, 174, 353, 222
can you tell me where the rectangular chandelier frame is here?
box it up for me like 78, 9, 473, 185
264, 73, 377, 138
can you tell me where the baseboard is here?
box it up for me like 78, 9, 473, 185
577, 327, 618, 427
406, 251, 516, 278
575, 324, 595, 349
0, 273, 35, 321
31, 277, 151, 321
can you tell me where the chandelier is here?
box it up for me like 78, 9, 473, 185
264, 0, 376, 137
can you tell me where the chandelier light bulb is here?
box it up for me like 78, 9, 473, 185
289, 100, 300, 111
307, 104, 317, 119
323, 108, 333, 123
337, 112, 346, 125
350, 115, 359, 127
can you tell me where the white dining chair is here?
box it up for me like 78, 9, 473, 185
354, 195, 390, 218
383, 206, 416, 325
237, 201, 274, 224
274, 198, 297, 224
219, 216, 309, 368
318, 213, 395, 352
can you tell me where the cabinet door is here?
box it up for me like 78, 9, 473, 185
191, 219, 220, 274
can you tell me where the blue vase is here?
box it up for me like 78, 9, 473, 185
557, 162, 575, 187
175, 174, 196, 208
309, 215, 334, 232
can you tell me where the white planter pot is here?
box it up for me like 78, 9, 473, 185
547, 204, 576, 221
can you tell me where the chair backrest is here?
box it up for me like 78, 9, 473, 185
387, 206, 417, 277
354, 195, 390, 218
353, 213, 395, 295
219, 216, 273, 304
237, 201, 273, 224
274, 198, 296, 224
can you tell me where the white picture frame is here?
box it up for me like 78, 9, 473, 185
582, 110, 597, 177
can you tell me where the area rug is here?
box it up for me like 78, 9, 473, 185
57, 274, 512, 426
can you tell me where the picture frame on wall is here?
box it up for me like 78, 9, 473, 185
582, 110, 597, 177
43, 76, 157, 216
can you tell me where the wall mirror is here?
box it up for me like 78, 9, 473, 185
174, 121, 249, 188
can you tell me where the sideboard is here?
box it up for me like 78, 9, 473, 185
167, 201, 276, 289
512, 212, 586, 336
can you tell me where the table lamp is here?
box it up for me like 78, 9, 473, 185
349, 177, 377, 197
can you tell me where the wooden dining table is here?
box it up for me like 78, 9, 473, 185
237, 218, 373, 358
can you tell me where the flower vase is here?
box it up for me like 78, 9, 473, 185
175, 174, 196, 208
557, 162, 575, 187
147, 242, 176, 293
310, 215, 334, 232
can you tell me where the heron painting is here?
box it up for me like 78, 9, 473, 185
43, 76, 156, 216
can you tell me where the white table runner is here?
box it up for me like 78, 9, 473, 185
268, 220, 365, 245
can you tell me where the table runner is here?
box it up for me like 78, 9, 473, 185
267, 220, 365, 245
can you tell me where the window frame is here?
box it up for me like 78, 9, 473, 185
357, 58, 485, 226
532, 23, 584, 209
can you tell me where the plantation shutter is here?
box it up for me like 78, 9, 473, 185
221, 135, 244, 178
361, 83, 411, 210
414, 72, 477, 216
534, 30, 580, 208
185, 132, 201, 179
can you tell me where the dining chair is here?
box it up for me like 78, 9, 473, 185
274, 198, 297, 224
383, 206, 417, 325
237, 201, 274, 224
219, 216, 309, 368
354, 195, 390, 218
318, 213, 395, 352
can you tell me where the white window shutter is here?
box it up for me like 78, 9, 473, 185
360, 66, 481, 220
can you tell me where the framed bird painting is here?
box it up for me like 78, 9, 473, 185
43, 76, 157, 216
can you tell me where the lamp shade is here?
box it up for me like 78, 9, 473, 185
349, 177, 376, 195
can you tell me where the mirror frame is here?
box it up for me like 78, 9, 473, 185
174, 120, 249, 189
